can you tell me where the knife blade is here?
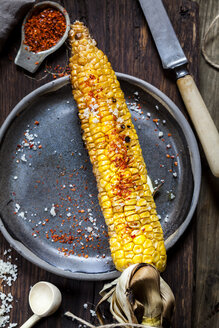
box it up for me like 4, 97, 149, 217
139, 0, 187, 70
139, 0, 219, 177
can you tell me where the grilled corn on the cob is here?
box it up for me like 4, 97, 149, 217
69, 21, 166, 272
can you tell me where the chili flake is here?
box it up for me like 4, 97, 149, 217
24, 8, 66, 53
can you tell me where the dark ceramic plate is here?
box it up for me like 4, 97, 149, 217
0, 74, 201, 280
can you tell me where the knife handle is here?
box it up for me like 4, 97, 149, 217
177, 74, 219, 177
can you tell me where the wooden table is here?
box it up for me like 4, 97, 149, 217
0, 1, 218, 327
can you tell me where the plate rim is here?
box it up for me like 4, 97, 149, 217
0, 73, 201, 280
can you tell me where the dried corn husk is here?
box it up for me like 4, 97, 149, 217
96, 264, 175, 328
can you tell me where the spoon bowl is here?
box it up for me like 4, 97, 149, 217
14, 1, 70, 73
29, 281, 62, 317
20, 281, 62, 328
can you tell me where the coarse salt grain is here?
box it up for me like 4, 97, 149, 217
0, 257, 18, 327
0, 260, 17, 287
50, 205, 56, 217
92, 118, 99, 124
21, 154, 27, 162
14, 204, 20, 213
0, 260, 17, 328
18, 212, 26, 220
90, 309, 96, 317
117, 117, 123, 123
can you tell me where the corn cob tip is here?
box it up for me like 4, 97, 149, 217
69, 21, 96, 46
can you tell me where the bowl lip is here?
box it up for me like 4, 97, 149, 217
21, 1, 71, 55
0, 73, 201, 280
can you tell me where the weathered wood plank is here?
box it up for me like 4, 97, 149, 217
192, 1, 219, 327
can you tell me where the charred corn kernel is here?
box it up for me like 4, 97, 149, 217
69, 21, 166, 273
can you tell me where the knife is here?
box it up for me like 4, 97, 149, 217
139, 0, 219, 177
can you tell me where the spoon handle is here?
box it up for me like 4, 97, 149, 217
20, 314, 41, 328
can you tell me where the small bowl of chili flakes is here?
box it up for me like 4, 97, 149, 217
15, 1, 70, 73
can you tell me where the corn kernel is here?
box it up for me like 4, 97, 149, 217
125, 251, 134, 259
123, 242, 134, 251
143, 247, 155, 255
114, 250, 124, 259
133, 245, 143, 254
143, 239, 153, 249
133, 235, 146, 245
116, 259, 127, 271
142, 255, 153, 263
110, 241, 121, 252
133, 254, 143, 263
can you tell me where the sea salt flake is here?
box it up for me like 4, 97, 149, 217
50, 205, 56, 217
93, 118, 99, 124
164, 215, 169, 223
18, 212, 26, 220
15, 204, 20, 213
21, 154, 27, 162
90, 309, 96, 317
117, 117, 124, 123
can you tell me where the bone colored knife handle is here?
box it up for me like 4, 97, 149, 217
177, 74, 219, 177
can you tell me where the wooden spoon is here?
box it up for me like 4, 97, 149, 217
20, 281, 62, 328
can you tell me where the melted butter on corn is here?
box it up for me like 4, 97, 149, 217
69, 21, 166, 272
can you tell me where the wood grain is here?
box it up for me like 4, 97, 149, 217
192, 0, 219, 327
0, 0, 201, 327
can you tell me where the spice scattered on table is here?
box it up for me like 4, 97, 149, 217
24, 7, 66, 53
0, 250, 18, 328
